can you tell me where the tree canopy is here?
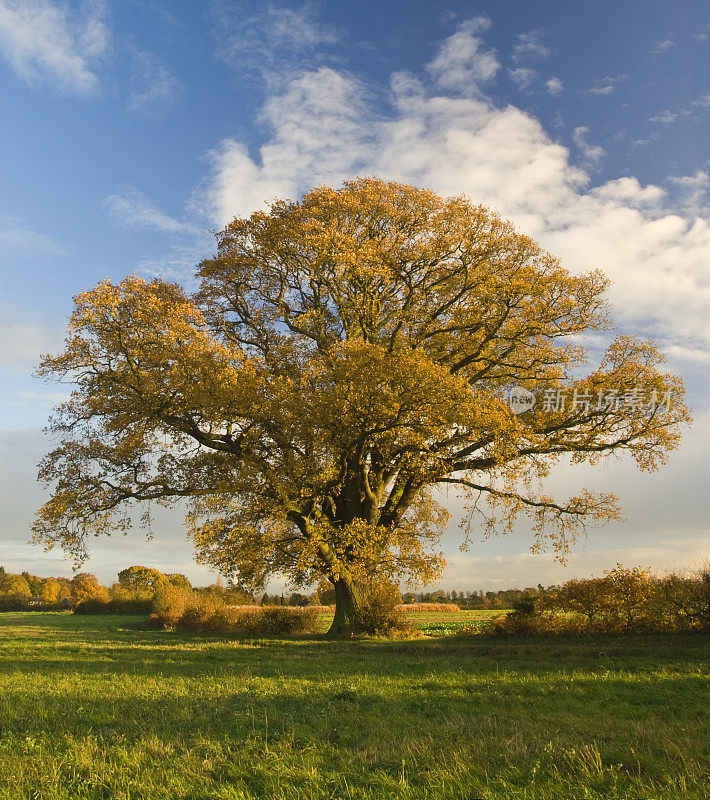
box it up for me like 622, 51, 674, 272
34, 178, 690, 634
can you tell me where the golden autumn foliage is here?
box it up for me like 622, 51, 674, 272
34, 178, 690, 634
490, 563, 710, 635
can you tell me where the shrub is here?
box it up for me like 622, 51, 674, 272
485, 610, 603, 637
357, 579, 410, 635
74, 598, 111, 614
109, 597, 153, 614
177, 594, 245, 633
485, 564, 710, 637
258, 606, 319, 634
150, 587, 319, 635
108, 585, 154, 614
0, 595, 29, 611
652, 568, 710, 631
511, 593, 539, 616
150, 584, 191, 628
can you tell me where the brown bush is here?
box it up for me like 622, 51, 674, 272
486, 564, 710, 636
151, 587, 319, 635
397, 603, 460, 612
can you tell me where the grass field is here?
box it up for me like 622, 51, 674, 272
311, 608, 502, 635
0, 612, 707, 799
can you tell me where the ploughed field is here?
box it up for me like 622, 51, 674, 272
0, 612, 707, 799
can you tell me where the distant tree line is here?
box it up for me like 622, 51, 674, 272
400, 587, 548, 610
0, 565, 254, 612
3, 564, 707, 629
0, 563, 546, 611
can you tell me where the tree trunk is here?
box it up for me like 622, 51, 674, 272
326, 575, 364, 637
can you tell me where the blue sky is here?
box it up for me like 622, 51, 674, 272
0, 0, 708, 588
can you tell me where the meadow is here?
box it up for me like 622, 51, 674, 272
0, 611, 707, 800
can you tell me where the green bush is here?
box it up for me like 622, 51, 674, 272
178, 595, 231, 632
258, 606, 319, 634
109, 597, 153, 614
150, 584, 191, 628
74, 598, 111, 614
357, 579, 410, 635
511, 593, 539, 616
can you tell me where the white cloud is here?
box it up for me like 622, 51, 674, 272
214, 2, 338, 74
0, 215, 64, 257
545, 76, 563, 95
648, 109, 679, 125
692, 91, 710, 108
0, 0, 108, 96
200, 21, 710, 359
105, 188, 197, 235
513, 29, 549, 61
204, 66, 373, 220
652, 39, 675, 53
667, 170, 710, 216
572, 125, 605, 164
127, 51, 180, 115
509, 66, 536, 90
587, 84, 614, 96
664, 345, 710, 363
426, 17, 499, 93
585, 74, 626, 96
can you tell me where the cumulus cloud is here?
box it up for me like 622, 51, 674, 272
203, 67, 374, 220
648, 109, 680, 125
572, 125, 605, 164
0, 0, 108, 96
667, 170, 710, 216
426, 17, 499, 93
509, 66, 536, 90
545, 76, 563, 95
513, 29, 550, 61
200, 21, 710, 361
127, 50, 181, 115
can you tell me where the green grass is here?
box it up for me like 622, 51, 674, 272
0, 612, 707, 799
309, 608, 502, 635
406, 609, 505, 636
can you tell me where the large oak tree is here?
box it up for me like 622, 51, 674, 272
34, 178, 689, 635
